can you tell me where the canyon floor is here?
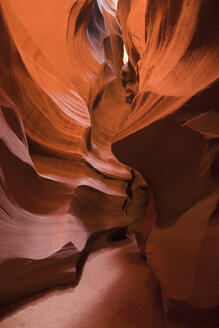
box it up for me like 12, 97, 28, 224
0, 242, 164, 328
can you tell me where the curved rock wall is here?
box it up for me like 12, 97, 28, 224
0, 0, 218, 322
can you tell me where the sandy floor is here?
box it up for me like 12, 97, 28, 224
0, 242, 164, 328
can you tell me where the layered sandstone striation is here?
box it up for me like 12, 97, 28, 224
0, 0, 218, 326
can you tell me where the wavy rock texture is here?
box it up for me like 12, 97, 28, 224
0, 0, 148, 309
0, 0, 219, 325
113, 0, 219, 324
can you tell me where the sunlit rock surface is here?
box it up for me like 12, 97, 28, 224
0, 0, 218, 325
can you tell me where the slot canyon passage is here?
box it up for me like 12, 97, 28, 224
0, 0, 219, 327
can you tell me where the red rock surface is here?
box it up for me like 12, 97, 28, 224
0, 0, 218, 326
